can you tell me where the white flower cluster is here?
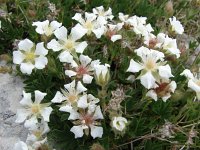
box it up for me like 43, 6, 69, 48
13, 5, 190, 149
126, 15, 184, 102
14, 90, 52, 150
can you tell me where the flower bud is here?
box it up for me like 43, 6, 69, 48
94, 64, 110, 87
165, 1, 174, 16
112, 116, 128, 131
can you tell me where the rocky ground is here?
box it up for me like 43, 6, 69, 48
0, 62, 27, 150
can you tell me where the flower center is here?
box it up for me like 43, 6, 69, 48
145, 59, 156, 71
77, 66, 88, 76
154, 82, 170, 97
33, 130, 42, 139
149, 39, 157, 48
31, 104, 40, 114
44, 25, 52, 36
68, 94, 78, 104
84, 21, 93, 31
25, 51, 35, 62
99, 11, 105, 16
82, 114, 94, 126
65, 40, 74, 50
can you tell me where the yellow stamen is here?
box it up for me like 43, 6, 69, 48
68, 95, 77, 104
33, 130, 42, 139
31, 104, 40, 114
65, 40, 74, 50
25, 52, 35, 62
145, 59, 156, 71
84, 21, 93, 33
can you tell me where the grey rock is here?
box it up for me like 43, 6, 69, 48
0, 70, 28, 150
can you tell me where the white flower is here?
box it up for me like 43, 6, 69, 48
130, 16, 154, 37
146, 80, 177, 102
127, 46, 173, 89
105, 23, 123, 42
119, 13, 154, 36
70, 104, 104, 139
32, 20, 62, 36
26, 121, 49, 148
51, 80, 87, 119
94, 64, 110, 87
15, 90, 52, 128
158, 36, 181, 58
181, 69, 200, 100
112, 116, 128, 131
65, 55, 100, 84
169, 16, 184, 34
47, 24, 87, 63
13, 39, 48, 74
118, 13, 133, 27
72, 12, 106, 38
92, 6, 114, 21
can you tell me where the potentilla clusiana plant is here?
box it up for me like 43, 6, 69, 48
12, 5, 200, 150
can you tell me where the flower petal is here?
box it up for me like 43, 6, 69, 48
158, 65, 174, 79
93, 106, 104, 120
127, 59, 143, 73
59, 105, 79, 120
76, 81, 87, 94
64, 80, 76, 91
70, 23, 87, 41
18, 39, 34, 51
83, 74, 93, 84
24, 116, 38, 128
34, 56, 48, 69
59, 51, 73, 63
90, 125, 103, 139
79, 55, 92, 66
13, 51, 25, 64
51, 91, 66, 103
111, 35, 122, 42
180, 69, 194, 79
41, 107, 53, 122
74, 41, 88, 53
20, 91, 32, 106
140, 71, 156, 89
50, 21, 62, 31
34, 90, 47, 104
72, 13, 85, 25
146, 90, 157, 101
65, 70, 77, 77
77, 95, 88, 109
35, 42, 48, 56
54, 26, 68, 41
47, 39, 62, 51
20, 63, 34, 75
70, 125, 84, 138
93, 27, 105, 39
188, 79, 200, 93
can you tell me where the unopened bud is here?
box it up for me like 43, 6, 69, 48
94, 64, 110, 87
165, 1, 174, 16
